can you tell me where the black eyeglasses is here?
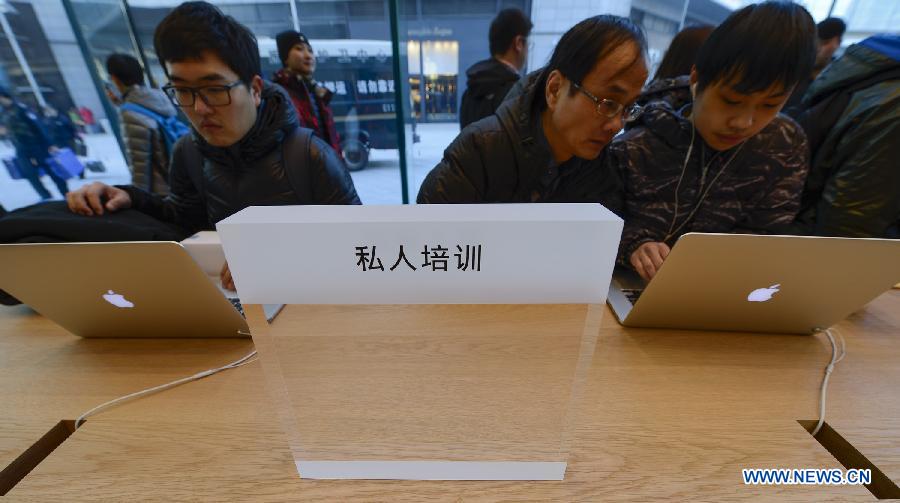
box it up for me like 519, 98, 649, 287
570, 81, 642, 122
162, 81, 244, 107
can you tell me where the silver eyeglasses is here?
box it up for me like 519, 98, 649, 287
571, 81, 642, 122
162, 81, 244, 107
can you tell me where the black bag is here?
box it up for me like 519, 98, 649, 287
74, 136, 88, 156
0, 201, 192, 305
85, 160, 106, 173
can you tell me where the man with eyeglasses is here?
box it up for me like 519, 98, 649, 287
66, 1, 360, 288
417, 15, 647, 209
610, 2, 814, 281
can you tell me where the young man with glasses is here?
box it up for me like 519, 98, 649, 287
611, 2, 815, 281
417, 15, 647, 210
66, 2, 360, 287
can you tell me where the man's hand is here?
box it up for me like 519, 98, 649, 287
630, 241, 671, 282
66, 182, 132, 216
220, 261, 235, 291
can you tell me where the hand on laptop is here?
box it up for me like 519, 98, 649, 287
66, 182, 132, 216
220, 261, 235, 291
631, 241, 670, 282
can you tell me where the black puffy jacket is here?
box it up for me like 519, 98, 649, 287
793, 36, 900, 238
417, 72, 623, 212
121, 83, 360, 232
459, 58, 520, 129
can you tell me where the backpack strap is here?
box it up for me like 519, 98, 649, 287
120, 102, 166, 122
280, 127, 313, 202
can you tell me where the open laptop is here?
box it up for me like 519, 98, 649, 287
0, 241, 249, 338
607, 233, 900, 335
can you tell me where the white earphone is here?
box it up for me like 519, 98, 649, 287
663, 118, 746, 242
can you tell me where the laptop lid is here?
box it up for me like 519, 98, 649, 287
613, 233, 900, 334
0, 241, 249, 338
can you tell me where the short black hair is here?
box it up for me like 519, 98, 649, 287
106, 53, 145, 87
489, 8, 533, 56
653, 25, 714, 81
817, 17, 846, 41
538, 15, 647, 102
153, 1, 260, 85
694, 1, 815, 95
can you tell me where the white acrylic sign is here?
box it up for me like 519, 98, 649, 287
216, 203, 622, 305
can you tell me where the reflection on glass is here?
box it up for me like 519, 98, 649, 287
70, 0, 141, 80
260, 37, 399, 177
407, 40, 458, 122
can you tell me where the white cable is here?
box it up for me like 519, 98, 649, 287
74, 347, 258, 429
664, 117, 747, 243
665, 124, 695, 239
811, 328, 846, 436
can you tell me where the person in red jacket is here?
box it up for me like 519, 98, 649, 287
273, 30, 342, 159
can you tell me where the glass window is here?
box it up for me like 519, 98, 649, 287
348, 0, 385, 19
9, 0, 133, 207
7, 0, 769, 210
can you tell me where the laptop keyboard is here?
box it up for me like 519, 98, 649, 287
621, 288, 644, 305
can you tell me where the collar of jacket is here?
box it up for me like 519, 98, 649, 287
633, 98, 696, 150
273, 68, 314, 95
191, 81, 299, 167
638, 99, 769, 159
807, 39, 900, 104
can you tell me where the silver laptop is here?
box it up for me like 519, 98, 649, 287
607, 233, 900, 335
0, 241, 249, 338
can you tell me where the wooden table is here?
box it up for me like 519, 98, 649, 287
2, 291, 898, 501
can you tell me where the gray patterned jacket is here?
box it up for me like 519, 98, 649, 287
607, 90, 809, 266
118, 85, 178, 195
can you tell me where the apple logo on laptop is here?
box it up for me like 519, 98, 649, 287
747, 284, 780, 303
103, 290, 134, 309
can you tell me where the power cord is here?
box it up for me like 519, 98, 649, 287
70, 327, 847, 434
811, 327, 846, 436
75, 338, 257, 429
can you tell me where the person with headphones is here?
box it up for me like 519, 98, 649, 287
609, 1, 816, 281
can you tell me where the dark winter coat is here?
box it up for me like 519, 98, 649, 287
1, 101, 52, 160
417, 71, 623, 212
793, 35, 900, 238
459, 58, 520, 129
273, 69, 342, 158
121, 83, 360, 233
45, 113, 78, 151
635, 75, 692, 112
